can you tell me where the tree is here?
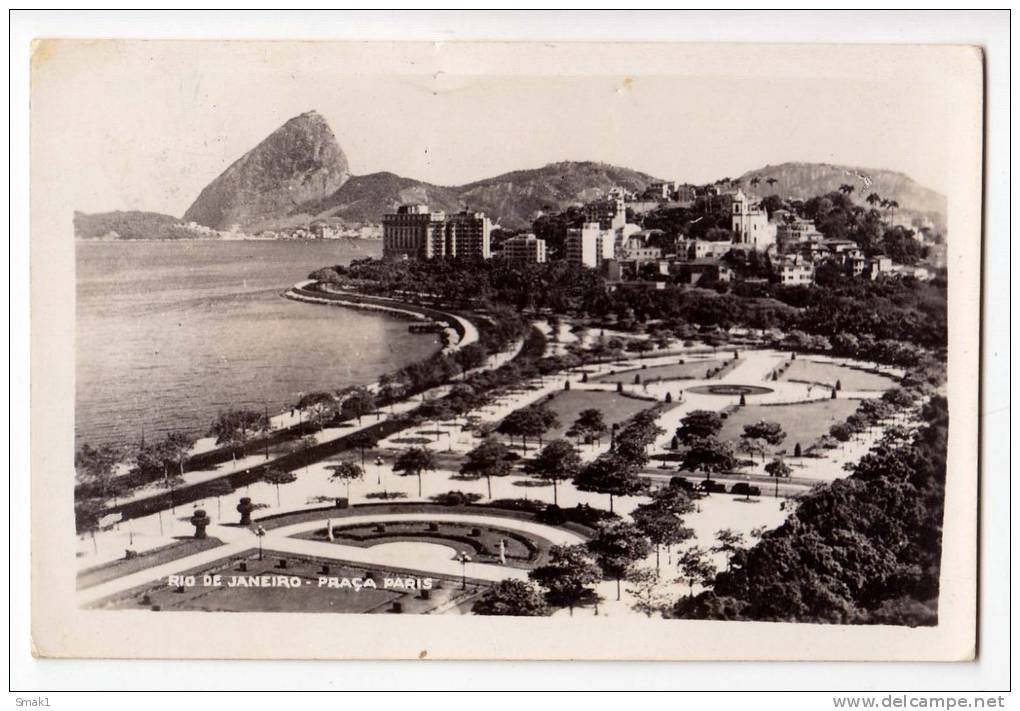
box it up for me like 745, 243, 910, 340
587, 520, 652, 600
299, 392, 339, 431
573, 452, 648, 512
677, 546, 717, 597
528, 403, 561, 447
392, 447, 436, 498
679, 437, 736, 483
472, 579, 549, 616
829, 422, 853, 443
711, 528, 747, 571
345, 430, 379, 472
529, 544, 602, 616
328, 460, 362, 500
626, 566, 670, 618
263, 467, 297, 507
209, 409, 268, 467
866, 192, 882, 208
460, 437, 514, 499
742, 420, 787, 448
764, 458, 792, 497
74, 497, 108, 554
614, 411, 665, 467
75, 443, 122, 502
676, 410, 723, 445
498, 404, 559, 451
738, 436, 768, 464
631, 487, 695, 572
161, 430, 197, 480
525, 439, 582, 505
573, 408, 607, 446
205, 479, 233, 520
340, 387, 376, 424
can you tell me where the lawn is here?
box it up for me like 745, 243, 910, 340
534, 390, 656, 443
782, 359, 897, 392
76, 537, 224, 590
717, 398, 863, 455
295, 519, 552, 569
92, 549, 483, 614
591, 358, 726, 384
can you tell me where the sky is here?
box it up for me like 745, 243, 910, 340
32, 41, 970, 217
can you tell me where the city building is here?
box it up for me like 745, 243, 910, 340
646, 180, 679, 200
382, 205, 491, 260
382, 204, 448, 259
684, 239, 733, 260
565, 222, 614, 268
444, 210, 492, 260
776, 217, 824, 252
867, 256, 892, 280
585, 193, 627, 231
617, 234, 662, 263
731, 190, 777, 250
674, 258, 732, 286
779, 257, 814, 285
501, 233, 547, 264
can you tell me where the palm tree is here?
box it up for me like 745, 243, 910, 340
750, 177, 761, 188
887, 199, 899, 222
839, 183, 855, 196
866, 192, 882, 208
766, 177, 778, 188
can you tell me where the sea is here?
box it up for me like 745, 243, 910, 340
75, 239, 440, 448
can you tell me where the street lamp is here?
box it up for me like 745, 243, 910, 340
374, 455, 384, 485
455, 551, 472, 590
252, 524, 267, 560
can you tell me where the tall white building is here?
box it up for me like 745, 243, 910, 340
731, 190, 777, 250
565, 222, 614, 268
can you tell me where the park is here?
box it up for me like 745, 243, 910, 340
75, 309, 919, 619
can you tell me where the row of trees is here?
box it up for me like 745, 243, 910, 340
673, 368, 947, 625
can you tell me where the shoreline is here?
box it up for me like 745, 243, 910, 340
284, 281, 479, 354
86, 282, 490, 499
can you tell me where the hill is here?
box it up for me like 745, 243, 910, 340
73, 211, 206, 240
295, 171, 465, 224
737, 162, 946, 230
453, 161, 659, 229
294, 161, 659, 230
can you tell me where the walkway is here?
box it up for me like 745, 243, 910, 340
78, 512, 583, 607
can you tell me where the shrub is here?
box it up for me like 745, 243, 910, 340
487, 498, 545, 513
430, 490, 484, 506
364, 491, 408, 500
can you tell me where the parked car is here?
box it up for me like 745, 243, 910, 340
730, 482, 762, 497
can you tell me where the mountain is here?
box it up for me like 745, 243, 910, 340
296, 172, 465, 224
290, 161, 659, 230
736, 162, 946, 228
183, 110, 351, 231
80, 111, 948, 237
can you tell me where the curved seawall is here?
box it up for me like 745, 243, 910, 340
284, 281, 479, 353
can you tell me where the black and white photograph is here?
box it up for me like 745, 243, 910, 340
23, 31, 987, 666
